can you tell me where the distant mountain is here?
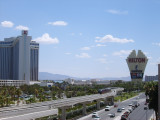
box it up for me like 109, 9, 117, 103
39, 72, 131, 81
39, 72, 71, 80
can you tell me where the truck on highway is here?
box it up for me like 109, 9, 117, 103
132, 100, 138, 107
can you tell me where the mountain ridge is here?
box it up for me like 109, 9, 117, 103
39, 72, 131, 81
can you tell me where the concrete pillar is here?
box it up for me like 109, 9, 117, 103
82, 103, 87, 115
111, 97, 114, 105
104, 97, 109, 105
96, 100, 100, 110
61, 107, 66, 120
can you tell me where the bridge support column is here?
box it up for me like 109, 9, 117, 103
104, 97, 109, 105
82, 103, 87, 115
61, 107, 66, 120
60, 106, 71, 120
111, 97, 114, 105
96, 100, 101, 110
81, 101, 91, 116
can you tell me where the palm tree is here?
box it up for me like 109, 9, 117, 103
34, 88, 39, 98
144, 81, 158, 120
16, 88, 22, 105
9, 86, 17, 101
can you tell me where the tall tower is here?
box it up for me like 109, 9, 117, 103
126, 50, 148, 82
18, 30, 31, 84
0, 30, 39, 85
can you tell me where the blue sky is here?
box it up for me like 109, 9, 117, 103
0, 0, 160, 78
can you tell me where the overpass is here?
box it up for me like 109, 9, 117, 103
0, 87, 124, 120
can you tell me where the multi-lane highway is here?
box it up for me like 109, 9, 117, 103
0, 88, 123, 120
78, 93, 154, 120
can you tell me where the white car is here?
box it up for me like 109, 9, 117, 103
129, 103, 133, 106
128, 107, 133, 112
93, 115, 101, 120
105, 106, 110, 111
121, 107, 125, 110
92, 112, 98, 118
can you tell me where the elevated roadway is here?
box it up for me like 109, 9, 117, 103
0, 88, 123, 120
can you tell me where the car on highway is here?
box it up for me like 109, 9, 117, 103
110, 113, 115, 118
144, 102, 147, 105
121, 107, 125, 110
93, 115, 101, 120
144, 106, 148, 110
132, 106, 135, 110
128, 108, 133, 113
92, 112, 98, 118
117, 108, 122, 112
129, 103, 133, 106
114, 104, 118, 107
123, 111, 130, 117
121, 115, 128, 120
105, 106, 110, 111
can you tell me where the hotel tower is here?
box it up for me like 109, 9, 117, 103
0, 30, 39, 86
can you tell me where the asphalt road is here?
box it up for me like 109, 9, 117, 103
78, 93, 154, 120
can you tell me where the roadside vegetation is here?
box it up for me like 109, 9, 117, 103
0, 80, 147, 120
144, 81, 158, 120
114, 91, 139, 102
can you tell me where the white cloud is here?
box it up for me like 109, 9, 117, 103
95, 35, 134, 43
90, 45, 95, 48
113, 50, 132, 56
152, 43, 160, 46
65, 52, 71, 55
16, 25, 29, 30
33, 33, 59, 44
48, 21, 68, 26
71, 33, 75, 36
148, 56, 152, 60
105, 67, 109, 70
103, 54, 108, 57
75, 53, 91, 58
107, 9, 128, 15
1, 21, 14, 27
81, 47, 90, 50
96, 44, 106, 47
97, 58, 107, 64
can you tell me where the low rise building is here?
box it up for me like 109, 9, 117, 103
145, 75, 158, 82
64, 78, 74, 85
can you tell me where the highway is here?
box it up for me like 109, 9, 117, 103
78, 93, 154, 120
0, 88, 123, 120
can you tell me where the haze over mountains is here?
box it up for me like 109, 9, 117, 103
39, 72, 131, 81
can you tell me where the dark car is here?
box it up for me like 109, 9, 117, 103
123, 111, 130, 117
117, 108, 122, 112
144, 102, 147, 105
144, 106, 148, 110
110, 113, 115, 118
114, 104, 118, 107
132, 106, 135, 110
121, 115, 128, 120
